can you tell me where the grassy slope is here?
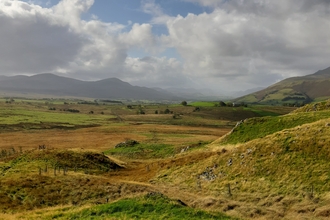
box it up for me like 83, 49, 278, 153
152, 100, 330, 219
157, 117, 330, 195
0, 149, 237, 220
37, 194, 236, 220
0, 150, 125, 212
0, 99, 311, 219
235, 69, 330, 104
218, 110, 330, 145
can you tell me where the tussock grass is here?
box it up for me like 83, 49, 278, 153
105, 143, 176, 159
0, 99, 304, 219
153, 111, 330, 219
293, 99, 330, 112
0, 149, 134, 213
40, 193, 236, 220
7, 149, 123, 174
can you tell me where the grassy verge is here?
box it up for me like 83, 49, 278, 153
105, 143, 176, 159
41, 193, 236, 220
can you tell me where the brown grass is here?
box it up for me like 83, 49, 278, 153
4, 100, 323, 219
0, 124, 229, 152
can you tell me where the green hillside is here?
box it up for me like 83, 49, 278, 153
153, 100, 330, 219
235, 67, 330, 105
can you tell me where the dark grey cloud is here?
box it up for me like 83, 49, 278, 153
0, 8, 85, 74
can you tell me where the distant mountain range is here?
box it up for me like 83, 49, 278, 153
2, 67, 329, 103
0, 73, 181, 101
234, 66, 330, 104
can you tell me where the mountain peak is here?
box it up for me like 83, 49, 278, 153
0, 73, 180, 100
312, 66, 330, 76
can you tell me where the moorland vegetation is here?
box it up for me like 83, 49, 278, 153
1, 98, 330, 219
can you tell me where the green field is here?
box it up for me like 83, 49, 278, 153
0, 108, 113, 126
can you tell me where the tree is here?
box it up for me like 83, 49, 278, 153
137, 107, 145, 114
181, 101, 187, 106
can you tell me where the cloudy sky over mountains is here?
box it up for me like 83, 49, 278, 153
0, 0, 329, 94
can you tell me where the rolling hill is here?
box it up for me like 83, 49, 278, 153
234, 66, 330, 104
153, 99, 330, 219
0, 73, 181, 101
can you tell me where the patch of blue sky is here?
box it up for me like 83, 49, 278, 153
88, 0, 211, 35
159, 47, 182, 61
88, 0, 150, 25
23, 0, 59, 7
24, 0, 210, 36
159, 0, 211, 17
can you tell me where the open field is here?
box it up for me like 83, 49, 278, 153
0, 99, 293, 152
1, 98, 313, 219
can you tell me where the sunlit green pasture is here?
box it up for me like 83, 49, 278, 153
0, 107, 115, 126
189, 101, 218, 107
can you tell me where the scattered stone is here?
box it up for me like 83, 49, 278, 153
227, 158, 233, 166
236, 120, 244, 127
180, 146, 190, 153
115, 140, 139, 148
199, 167, 217, 181
230, 120, 244, 133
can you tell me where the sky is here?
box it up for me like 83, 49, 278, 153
0, 0, 330, 95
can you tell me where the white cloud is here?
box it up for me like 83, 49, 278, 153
0, 0, 170, 80
124, 56, 186, 87
0, 0, 330, 94
164, 0, 330, 91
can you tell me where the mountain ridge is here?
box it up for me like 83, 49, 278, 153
0, 73, 181, 101
234, 66, 330, 104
